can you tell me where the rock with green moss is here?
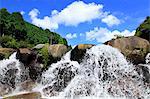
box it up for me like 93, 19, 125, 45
0, 48, 16, 60
38, 44, 71, 69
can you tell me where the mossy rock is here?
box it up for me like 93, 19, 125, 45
0, 48, 16, 60
38, 44, 70, 70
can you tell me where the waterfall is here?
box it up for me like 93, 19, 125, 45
0, 45, 150, 99
39, 45, 149, 99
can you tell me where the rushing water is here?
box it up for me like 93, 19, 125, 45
0, 45, 150, 99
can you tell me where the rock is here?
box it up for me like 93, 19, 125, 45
42, 61, 78, 97
0, 62, 18, 88
48, 44, 69, 58
16, 48, 32, 65
0, 48, 16, 60
136, 64, 150, 84
16, 80, 36, 92
70, 44, 95, 63
33, 44, 45, 49
0, 83, 13, 96
39, 44, 70, 69
3, 92, 41, 99
16, 48, 42, 81
105, 36, 150, 64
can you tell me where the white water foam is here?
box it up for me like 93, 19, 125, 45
0, 45, 150, 99
39, 45, 149, 99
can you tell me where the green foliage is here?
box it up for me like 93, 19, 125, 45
0, 8, 68, 48
0, 36, 33, 48
135, 16, 150, 41
0, 35, 19, 48
39, 43, 50, 67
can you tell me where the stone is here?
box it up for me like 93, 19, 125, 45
33, 44, 45, 49
0, 48, 16, 60
70, 44, 95, 63
3, 92, 41, 99
105, 36, 150, 64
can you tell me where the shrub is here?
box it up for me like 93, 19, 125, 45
39, 43, 50, 67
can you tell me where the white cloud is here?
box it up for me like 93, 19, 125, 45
29, 8, 58, 30
101, 15, 121, 27
66, 33, 77, 39
52, 1, 103, 26
20, 11, 25, 15
86, 27, 135, 43
29, 9, 39, 18
29, 1, 121, 30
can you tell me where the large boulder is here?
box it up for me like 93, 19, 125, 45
48, 44, 69, 58
3, 92, 41, 99
16, 48, 33, 65
70, 44, 95, 63
38, 44, 70, 69
105, 36, 150, 64
16, 48, 42, 81
0, 48, 16, 60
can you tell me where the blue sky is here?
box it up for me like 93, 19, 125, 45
0, 0, 150, 46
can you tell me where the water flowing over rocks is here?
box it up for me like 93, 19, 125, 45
0, 44, 150, 99
105, 36, 150, 64
16, 48, 42, 81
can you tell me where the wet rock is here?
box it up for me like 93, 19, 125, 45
0, 62, 18, 89
16, 48, 42, 81
136, 64, 150, 84
3, 92, 41, 99
16, 48, 33, 65
105, 36, 150, 64
16, 80, 36, 92
42, 62, 78, 96
0, 84, 13, 96
70, 44, 95, 63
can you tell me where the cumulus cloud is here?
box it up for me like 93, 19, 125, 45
29, 8, 58, 30
29, 1, 121, 30
66, 33, 77, 39
101, 15, 121, 27
20, 11, 25, 15
86, 27, 135, 43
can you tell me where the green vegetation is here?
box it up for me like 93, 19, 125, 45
39, 43, 50, 67
0, 8, 68, 48
135, 16, 150, 42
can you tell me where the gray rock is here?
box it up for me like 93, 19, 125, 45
105, 36, 150, 64
70, 44, 95, 63
33, 44, 45, 49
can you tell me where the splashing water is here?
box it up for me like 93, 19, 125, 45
0, 45, 150, 99
0, 52, 30, 96
39, 45, 149, 99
